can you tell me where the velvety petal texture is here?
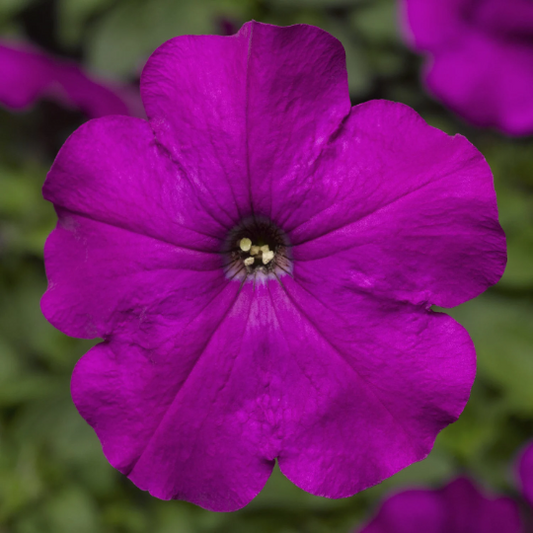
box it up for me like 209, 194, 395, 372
358, 477, 523, 533
0, 39, 142, 117
42, 21, 506, 511
140, 22, 350, 223
401, 0, 533, 135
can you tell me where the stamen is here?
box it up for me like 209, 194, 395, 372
239, 238, 252, 252
223, 216, 293, 282
262, 250, 274, 264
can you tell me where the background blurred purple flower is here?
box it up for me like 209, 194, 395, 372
359, 477, 524, 533
400, 0, 533, 136
42, 21, 506, 511
0, 39, 142, 118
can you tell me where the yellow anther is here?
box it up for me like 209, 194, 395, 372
250, 245, 261, 256
239, 238, 252, 252
262, 250, 275, 265
260, 245, 270, 254
244, 257, 255, 266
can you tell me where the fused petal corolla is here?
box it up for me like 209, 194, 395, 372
42, 22, 506, 511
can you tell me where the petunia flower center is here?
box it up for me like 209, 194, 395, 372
223, 217, 292, 283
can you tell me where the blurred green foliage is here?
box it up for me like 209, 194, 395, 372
1, 0, 533, 532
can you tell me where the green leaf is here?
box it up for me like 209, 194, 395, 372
45, 487, 101, 533
0, 0, 35, 19
57, 0, 111, 49
0, 163, 55, 257
285, 11, 373, 97
87, 0, 253, 78
349, 0, 400, 44
323, 18, 373, 96
485, 140, 533, 288
448, 295, 533, 415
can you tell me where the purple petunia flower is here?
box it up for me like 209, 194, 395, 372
0, 39, 142, 118
41, 22, 506, 511
358, 477, 524, 533
400, 0, 533, 135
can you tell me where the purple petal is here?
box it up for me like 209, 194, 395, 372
518, 441, 533, 506
400, 0, 467, 50
442, 478, 522, 532
271, 278, 475, 498
42, 210, 224, 339
71, 284, 275, 511
0, 39, 141, 117
42, 116, 226, 338
401, 0, 533, 135
71, 272, 472, 507
140, 21, 350, 221
360, 477, 523, 533
425, 32, 533, 135
286, 100, 505, 308
359, 489, 444, 533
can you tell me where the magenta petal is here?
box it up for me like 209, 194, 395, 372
287, 101, 505, 308
360, 489, 444, 533
0, 40, 140, 117
269, 279, 475, 498
401, 0, 533, 135
71, 284, 274, 511
360, 478, 523, 533
141, 21, 350, 219
42, 210, 224, 338
43, 115, 227, 248
400, 0, 466, 50
425, 33, 533, 135
518, 441, 533, 506
441, 478, 522, 532
42, 116, 227, 338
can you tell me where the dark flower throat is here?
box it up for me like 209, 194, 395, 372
223, 217, 292, 282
